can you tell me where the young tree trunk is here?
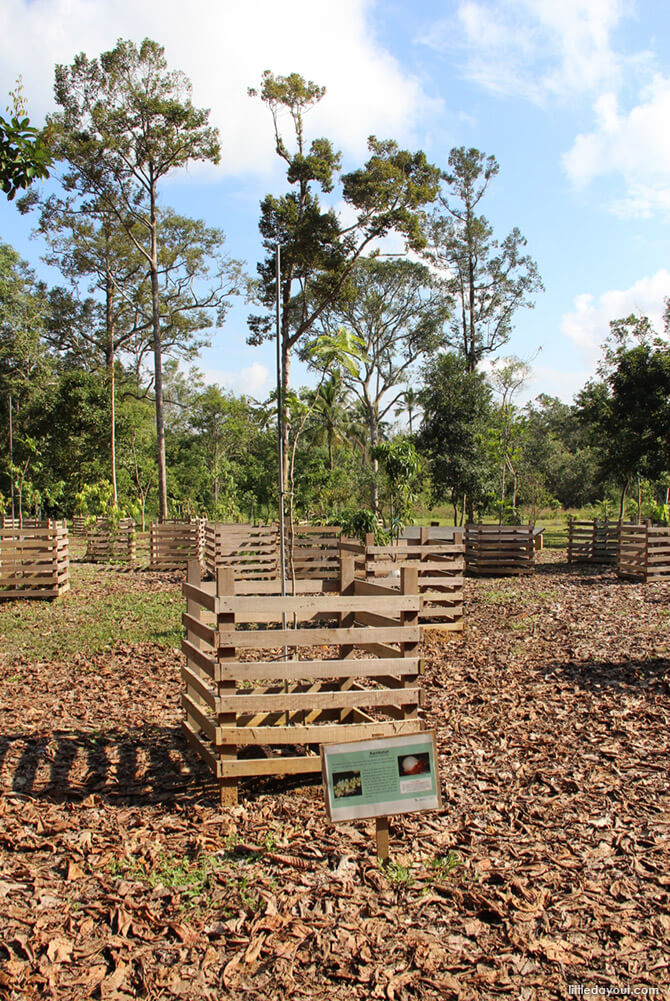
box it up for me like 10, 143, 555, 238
105, 268, 118, 506
149, 179, 168, 522
368, 411, 379, 515
619, 478, 629, 520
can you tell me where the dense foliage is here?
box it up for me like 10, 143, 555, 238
1, 49, 668, 530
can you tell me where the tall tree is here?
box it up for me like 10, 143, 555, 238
248, 71, 441, 490
418, 351, 493, 522
312, 257, 448, 511
421, 147, 543, 372
24, 190, 148, 503
576, 316, 670, 518
49, 38, 221, 519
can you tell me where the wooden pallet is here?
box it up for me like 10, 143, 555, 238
464, 524, 535, 576
182, 557, 424, 804
0, 520, 70, 599
150, 519, 205, 571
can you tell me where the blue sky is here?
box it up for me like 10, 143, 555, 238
2, 0, 670, 406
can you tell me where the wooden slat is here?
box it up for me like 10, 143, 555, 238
212, 656, 421, 682
214, 719, 424, 745
215, 687, 422, 713
217, 625, 420, 648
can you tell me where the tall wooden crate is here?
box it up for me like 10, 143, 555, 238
85, 517, 136, 564
204, 523, 278, 579
567, 519, 620, 564
181, 558, 424, 804
150, 518, 205, 571
617, 524, 670, 581
464, 524, 535, 576
0, 520, 70, 599
364, 528, 464, 631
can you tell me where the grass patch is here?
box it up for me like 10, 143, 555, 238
0, 584, 183, 663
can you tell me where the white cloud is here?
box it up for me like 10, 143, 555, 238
203, 362, 271, 397
563, 76, 670, 215
560, 270, 670, 366
421, 0, 628, 103
0, 0, 438, 178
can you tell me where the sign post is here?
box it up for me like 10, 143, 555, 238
321, 731, 441, 862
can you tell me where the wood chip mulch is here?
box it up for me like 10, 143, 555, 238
0, 553, 668, 1000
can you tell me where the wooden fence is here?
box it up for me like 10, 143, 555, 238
204, 524, 278, 579
85, 517, 136, 564
150, 519, 205, 571
617, 523, 670, 581
363, 528, 464, 631
464, 524, 535, 576
567, 519, 620, 564
181, 558, 424, 804
0, 520, 70, 599
204, 523, 346, 582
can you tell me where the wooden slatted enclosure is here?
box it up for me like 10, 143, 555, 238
204, 523, 354, 582
0, 520, 70, 599
617, 523, 670, 581
363, 528, 464, 631
287, 525, 343, 580
567, 519, 620, 564
464, 524, 535, 576
71, 515, 87, 536
204, 524, 279, 579
181, 558, 424, 804
85, 517, 136, 564
150, 518, 205, 571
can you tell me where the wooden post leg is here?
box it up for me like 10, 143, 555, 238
376, 816, 389, 863
217, 566, 238, 807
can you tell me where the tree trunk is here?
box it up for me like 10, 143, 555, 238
368, 409, 379, 515
149, 177, 168, 522
105, 266, 118, 506
619, 478, 628, 520
637, 473, 642, 524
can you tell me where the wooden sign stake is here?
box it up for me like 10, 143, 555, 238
376, 816, 390, 863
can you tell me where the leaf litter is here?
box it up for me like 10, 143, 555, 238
0, 553, 668, 999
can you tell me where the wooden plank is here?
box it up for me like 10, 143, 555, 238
181, 612, 216, 647
218, 755, 323, 778
212, 656, 421, 682
215, 719, 425, 745
215, 687, 422, 713
214, 594, 419, 616
181, 639, 217, 679
181, 665, 217, 711
181, 720, 219, 775
182, 581, 216, 614
217, 625, 421, 648
181, 693, 216, 742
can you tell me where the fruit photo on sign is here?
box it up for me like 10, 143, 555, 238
398, 753, 431, 777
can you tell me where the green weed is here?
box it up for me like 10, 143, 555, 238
428, 851, 461, 879
381, 861, 415, 887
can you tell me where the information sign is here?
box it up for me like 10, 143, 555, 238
321, 731, 441, 823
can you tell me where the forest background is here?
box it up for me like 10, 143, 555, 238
1, 38, 669, 539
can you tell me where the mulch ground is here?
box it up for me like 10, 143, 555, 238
0, 553, 668, 1000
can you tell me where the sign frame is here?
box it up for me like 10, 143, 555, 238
321, 730, 442, 824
